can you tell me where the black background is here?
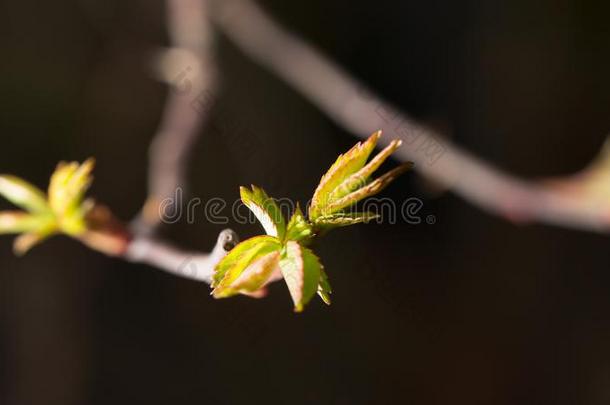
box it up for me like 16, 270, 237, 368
1, 1, 610, 404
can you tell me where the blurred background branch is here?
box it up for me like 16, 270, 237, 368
91, 0, 230, 282
132, 0, 217, 237
3, 0, 610, 403
209, 0, 610, 234
111, 0, 610, 281
74, 0, 610, 282
117, 0, 231, 281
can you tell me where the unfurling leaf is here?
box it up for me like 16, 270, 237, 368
309, 131, 412, 220
240, 185, 286, 238
328, 139, 404, 201
0, 175, 50, 214
0, 158, 98, 255
279, 241, 321, 312
318, 267, 332, 305
13, 224, 56, 256
48, 159, 95, 235
211, 130, 408, 311
229, 251, 280, 293
212, 235, 281, 298
313, 211, 380, 230
323, 163, 412, 214
310, 131, 380, 219
0, 212, 49, 234
285, 203, 314, 244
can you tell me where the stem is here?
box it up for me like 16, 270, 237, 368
210, 0, 610, 233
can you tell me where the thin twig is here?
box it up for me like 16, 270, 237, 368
122, 0, 233, 281
132, 0, 218, 236
210, 0, 610, 233
124, 229, 238, 283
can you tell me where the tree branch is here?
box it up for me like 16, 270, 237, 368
124, 229, 238, 283
132, 0, 218, 236
117, 0, 234, 282
210, 0, 610, 233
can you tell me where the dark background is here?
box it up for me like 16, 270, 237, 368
1, 0, 610, 404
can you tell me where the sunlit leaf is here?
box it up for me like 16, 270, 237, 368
313, 211, 380, 230
240, 185, 286, 239
318, 267, 332, 305
13, 222, 57, 256
325, 163, 412, 214
212, 235, 282, 298
328, 139, 404, 201
0, 159, 97, 255
212, 235, 279, 287
279, 241, 321, 312
46, 159, 96, 236
229, 251, 281, 294
285, 203, 313, 243
48, 159, 95, 217
0, 212, 52, 234
310, 131, 381, 219
0, 175, 50, 214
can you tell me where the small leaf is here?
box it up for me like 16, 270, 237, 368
279, 241, 321, 312
325, 163, 412, 214
240, 185, 286, 239
13, 222, 57, 256
310, 131, 381, 219
328, 139, 404, 201
0, 212, 52, 234
48, 159, 95, 217
0, 159, 99, 255
212, 235, 281, 297
0, 175, 50, 214
313, 211, 380, 230
212, 235, 280, 287
229, 251, 281, 293
285, 203, 314, 243
318, 267, 332, 305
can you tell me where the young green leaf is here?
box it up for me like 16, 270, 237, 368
48, 159, 95, 220
310, 131, 381, 219
13, 222, 57, 256
212, 235, 280, 287
313, 211, 380, 231
0, 212, 51, 234
279, 241, 322, 312
229, 251, 281, 294
209, 132, 410, 311
324, 163, 412, 214
318, 267, 332, 305
285, 204, 314, 243
309, 131, 413, 219
0, 175, 50, 214
328, 139, 404, 201
212, 235, 282, 298
240, 185, 286, 239
0, 159, 100, 254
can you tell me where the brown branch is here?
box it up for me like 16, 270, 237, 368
210, 0, 610, 233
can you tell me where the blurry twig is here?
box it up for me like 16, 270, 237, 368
124, 0, 233, 281
124, 229, 238, 283
110, 0, 610, 282
209, 0, 610, 233
85, 203, 239, 283
132, 0, 218, 236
